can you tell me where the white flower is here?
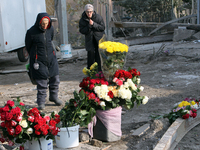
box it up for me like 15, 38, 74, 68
100, 101, 106, 106
139, 86, 144, 91
118, 86, 132, 100
94, 85, 111, 101
127, 79, 137, 91
94, 86, 101, 95
183, 110, 190, 114
27, 128, 33, 134
19, 120, 28, 128
142, 96, 149, 104
123, 82, 129, 88
191, 103, 198, 109
137, 78, 141, 84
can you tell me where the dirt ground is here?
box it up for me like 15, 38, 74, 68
0, 40, 200, 150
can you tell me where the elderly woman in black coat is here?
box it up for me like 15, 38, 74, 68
79, 4, 105, 71
25, 12, 63, 110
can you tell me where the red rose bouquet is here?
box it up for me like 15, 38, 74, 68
59, 63, 149, 127
0, 98, 60, 146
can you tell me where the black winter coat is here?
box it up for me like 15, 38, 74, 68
79, 11, 105, 51
25, 13, 59, 80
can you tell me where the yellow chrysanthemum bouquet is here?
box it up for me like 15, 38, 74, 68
98, 35, 129, 82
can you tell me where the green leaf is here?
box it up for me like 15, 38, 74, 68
80, 110, 89, 115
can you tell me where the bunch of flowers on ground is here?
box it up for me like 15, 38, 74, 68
164, 98, 199, 124
59, 62, 149, 127
0, 98, 60, 146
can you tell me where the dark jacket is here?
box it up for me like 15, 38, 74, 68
79, 11, 105, 51
25, 12, 59, 80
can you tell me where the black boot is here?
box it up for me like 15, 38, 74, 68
49, 99, 63, 106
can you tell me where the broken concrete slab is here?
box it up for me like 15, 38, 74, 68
173, 28, 195, 42
192, 31, 200, 40
132, 123, 150, 137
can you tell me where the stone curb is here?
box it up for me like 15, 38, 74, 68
154, 108, 200, 150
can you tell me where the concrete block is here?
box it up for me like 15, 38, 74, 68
132, 123, 150, 137
173, 28, 195, 42
192, 31, 200, 40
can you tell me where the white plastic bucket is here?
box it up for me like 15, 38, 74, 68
60, 44, 72, 59
55, 125, 79, 148
28, 137, 53, 150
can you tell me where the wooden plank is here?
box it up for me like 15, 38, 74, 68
111, 21, 200, 29
148, 14, 197, 36
0, 69, 27, 74
115, 34, 173, 46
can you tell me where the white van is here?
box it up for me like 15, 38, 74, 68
0, 0, 46, 62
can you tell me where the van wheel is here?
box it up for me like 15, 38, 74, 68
17, 47, 29, 62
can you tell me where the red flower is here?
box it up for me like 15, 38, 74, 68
0, 138, 5, 143
2, 105, 10, 112
89, 84, 95, 90
192, 109, 197, 113
191, 113, 197, 118
95, 97, 100, 103
1, 112, 6, 121
129, 68, 140, 76
34, 124, 40, 130
74, 102, 78, 107
90, 79, 96, 84
35, 130, 41, 135
28, 116, 34, 122
54, 115, 60, 123
20, 146, 24, 150
49, 120, 57, 126
0, 122, 5, 128
108, 91, 114, 98
15, 125, 22, 135
15, 116, 22, 122
5, 112, 13, 121
182, 114, 190, 119
88, 92, 96, 100
7, 100, 15, 107
11, 120, 17, 126
8, 128, 15, 136
20, 102, 25, 106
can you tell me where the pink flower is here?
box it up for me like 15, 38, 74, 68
8, 140, 14, 146
44, 116, 50, 122
116, 80, 123, 86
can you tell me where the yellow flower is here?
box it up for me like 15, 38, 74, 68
90, 62, 97, 70
178, 101, 191, 108
99, 41, 129, 53
82, 67, 88, 75
178, 103, 183, 108
191, 101, 196, 105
